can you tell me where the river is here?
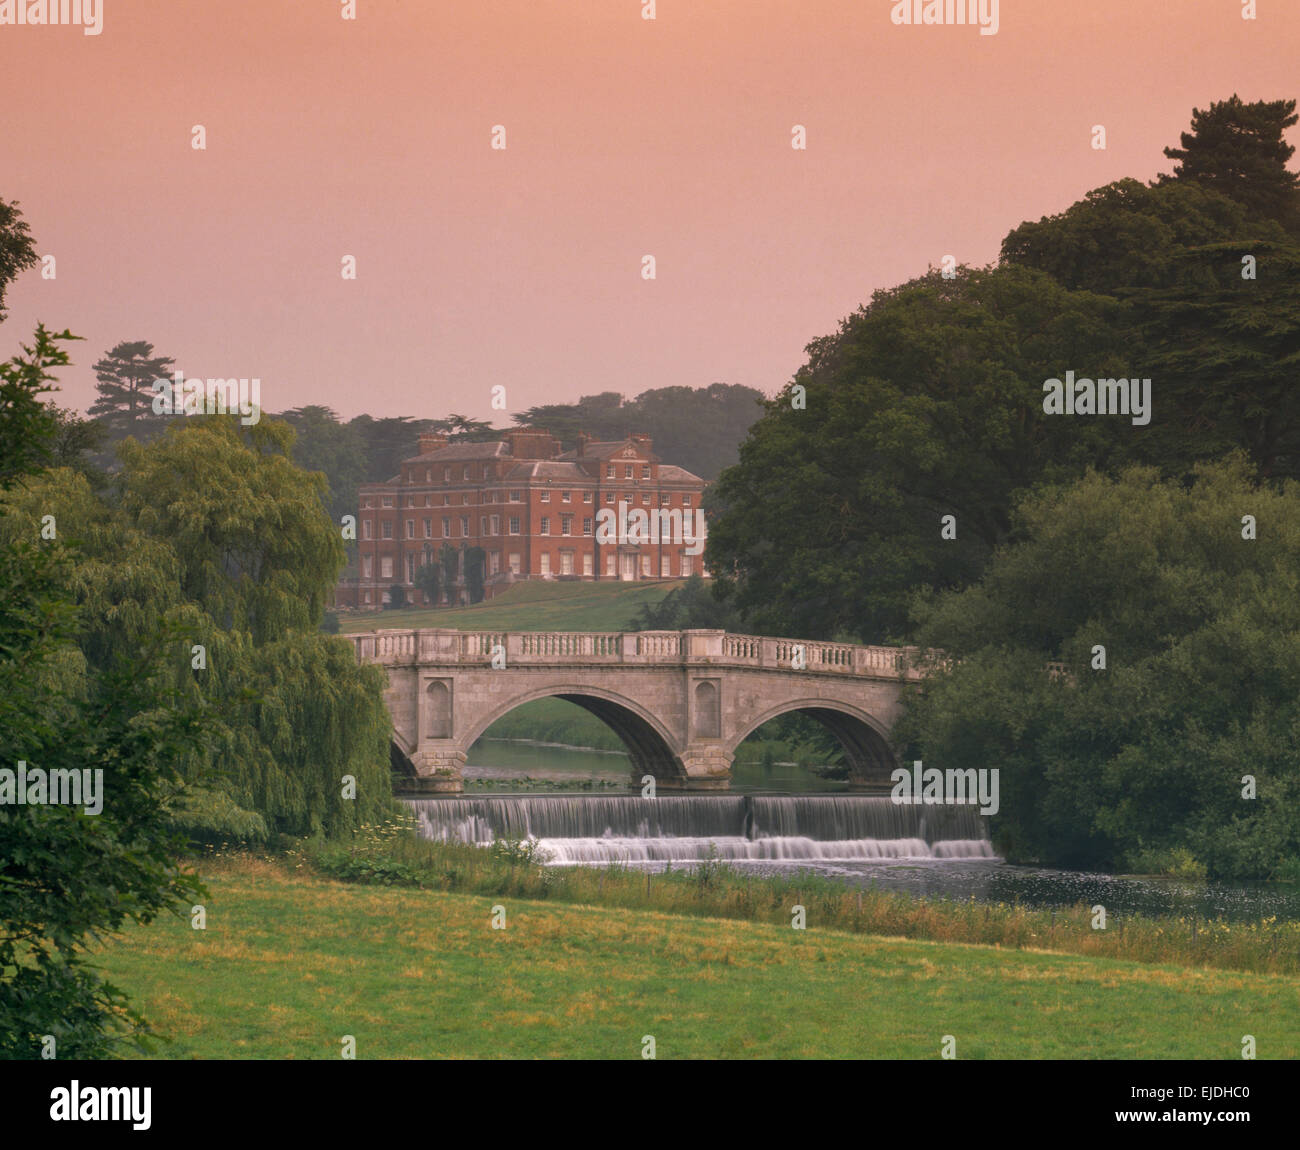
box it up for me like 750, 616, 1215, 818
399, 739, 1300, 923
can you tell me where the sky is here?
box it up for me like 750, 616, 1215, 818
3, 0, 1298, 423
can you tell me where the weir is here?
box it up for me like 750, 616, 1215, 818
405, 794, 995, 864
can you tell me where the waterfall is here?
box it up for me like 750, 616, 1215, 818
406, 794, 996, 863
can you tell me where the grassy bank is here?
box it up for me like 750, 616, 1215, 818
340, 578, 685, 633
97, 854, 1299, 1059
292, 823, 1300, 977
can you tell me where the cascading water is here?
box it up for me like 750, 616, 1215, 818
406, 794, 996, 863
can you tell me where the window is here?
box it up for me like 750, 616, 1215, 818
561, 516, 572, 536
406, 520, 415, 539
362, 496, 372, 509
641, 555, 652, 576
380, 557, 393, 578
489, 551, 500, 575
382, 520, 393, 539
540, 490, 550, 502
606, 464, 615, 478
510, 490, 521, 503
583, 491, 592, 503
364, 591, 371, 604
540, 553, 551, 576
442, 517, 451, 538
362, 519, 372, 540
442, 494, 450, 506
443, 468, 451, 482
424, 495, 432, 507
426, 469, 432, 482
583, 553, 593, 576
660, 494, 671, 506
382, 495, 393, 508
605, 492, 616, 504
624, 465, 633, 479
561, 491, 571, 503
641, 465, 651, 479
681, 556, 693, 577
582, 517, 592, 536
406, 554, 416, 582
605, 553, 616, 576
460, 516, 469, 537
683, 494, 693, 506
661, 555, 671, 577
490, 515, 500, 535
362, 555, 372, 577
463, 466, 471, 480
560, 551, 574, 575
641, 493, 650, 505
423, 518, 432, 538
480, 516, 487, 536
508, 553, 521, 574
509, 517, 520, 535
540, 516, 550, 536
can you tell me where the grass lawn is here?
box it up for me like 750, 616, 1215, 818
96, 858, 1299, 1060
339, 578, 685, 634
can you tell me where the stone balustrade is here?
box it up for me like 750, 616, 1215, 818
347, 627, 927, 679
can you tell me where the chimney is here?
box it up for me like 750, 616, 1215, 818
576, 431, 590, 456
418, 431, 448, 455
629, 433, 652, 450
504, 428, 560, 459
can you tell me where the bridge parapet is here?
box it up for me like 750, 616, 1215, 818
348, 627, 925, 679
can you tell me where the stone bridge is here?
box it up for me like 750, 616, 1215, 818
346, 629, 926, 792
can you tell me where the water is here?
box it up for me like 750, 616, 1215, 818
423, 741, 1300, 923
408, 794, 995, 864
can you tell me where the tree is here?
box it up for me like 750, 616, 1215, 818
385, 584, 408, 610
86, 340, 175, 444
706, 264, 1125, 642
0, 197, 38, 323
439, 543, 460, 604
628, 574, 741, 631
277, 406, 366, 525
0, 416, 397, 839
414, 556, 442, 606
0, 326, 212, 1057
895, 458, 1300, 879
464, 546, 486, 604
1160, 95, 1300, 229
0, 324, 70, 486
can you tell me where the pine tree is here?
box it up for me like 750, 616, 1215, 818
87, 340, 175, 443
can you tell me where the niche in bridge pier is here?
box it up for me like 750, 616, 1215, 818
425, 679, 452, 739
693, 679, 721, 738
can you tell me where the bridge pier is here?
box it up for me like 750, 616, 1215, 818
410, 748, 468, 793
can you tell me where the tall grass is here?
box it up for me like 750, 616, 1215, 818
280, 819, 1300, 976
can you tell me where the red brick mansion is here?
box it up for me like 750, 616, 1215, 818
337, 428, 709, 609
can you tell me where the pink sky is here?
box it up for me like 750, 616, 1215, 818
4, 0, 1297, 422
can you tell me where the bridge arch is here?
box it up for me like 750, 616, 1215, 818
726, 697, 898, 785
462, 683, 688, 783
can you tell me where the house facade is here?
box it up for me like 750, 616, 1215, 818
337, 428, 708, 609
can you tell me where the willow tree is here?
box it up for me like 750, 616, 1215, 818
0, 417, 396, 838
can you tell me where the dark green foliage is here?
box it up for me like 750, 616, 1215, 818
1159, 95, 1300, 229
465, 546, 486, 604
0, 324, 71, 486
897, 459, 1300, 880
385, 584, 407, 610
628, 573, 742, 631
515, 382, 765, 482
86, 340, 174, 447
0, 327, 213, 1057
0, 197, 38, 322
413, 557, 441, 605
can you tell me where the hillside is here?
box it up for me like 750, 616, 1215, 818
339, 578, 688, 633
